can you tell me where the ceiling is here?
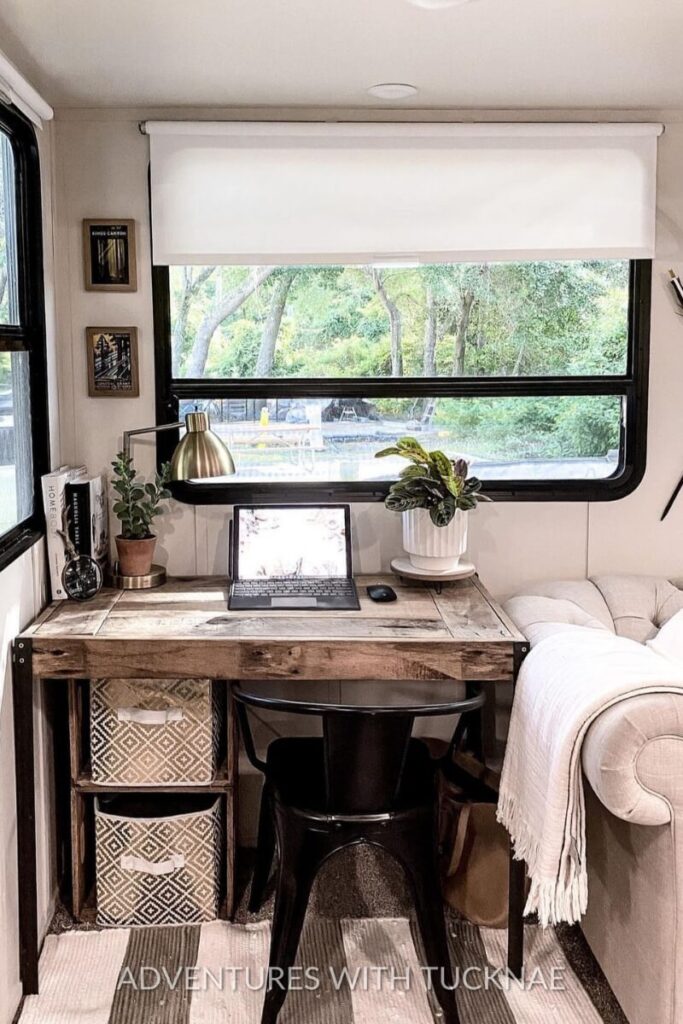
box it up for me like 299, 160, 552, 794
0, 0, 681, 111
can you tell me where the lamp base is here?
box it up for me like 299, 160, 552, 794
108, 563, 167, 590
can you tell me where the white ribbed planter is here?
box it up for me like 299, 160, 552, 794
402, 507, 468, 571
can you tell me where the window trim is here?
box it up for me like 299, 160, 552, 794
152, 259, 651, 505
0, 103, 49, 572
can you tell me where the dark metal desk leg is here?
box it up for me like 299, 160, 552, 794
507, 642, 529, 977
226, 687, 240, 921
507, 850, 525, 977
13, 639, 39, 995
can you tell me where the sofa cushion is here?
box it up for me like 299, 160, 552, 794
591, 575, 683, 644
505, 576, 683, 648
504, 579, 614, 647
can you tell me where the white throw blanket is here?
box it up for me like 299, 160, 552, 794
497, 612, 683, 927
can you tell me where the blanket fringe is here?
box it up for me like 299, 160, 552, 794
497, 788, 587, 927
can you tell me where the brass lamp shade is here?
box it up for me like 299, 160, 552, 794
170, 411, 236, 481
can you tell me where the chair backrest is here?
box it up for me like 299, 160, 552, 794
323, 711, 415, 813
232, 686, 484, 815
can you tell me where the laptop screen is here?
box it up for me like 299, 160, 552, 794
234, 506, 351, 579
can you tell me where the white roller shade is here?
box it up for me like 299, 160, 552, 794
0, 49, 53, 128
146, 121, 662, 266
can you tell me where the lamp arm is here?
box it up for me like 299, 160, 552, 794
123, 422, 184, 461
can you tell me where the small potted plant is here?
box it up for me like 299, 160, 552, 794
111, 452, 172, 576
375, 436, 490, 571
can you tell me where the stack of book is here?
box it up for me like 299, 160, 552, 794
42, 467, 109, 600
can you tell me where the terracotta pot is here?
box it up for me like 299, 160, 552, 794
115, 535, 157, 577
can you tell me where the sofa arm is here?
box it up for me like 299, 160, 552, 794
582, 693, 683, 826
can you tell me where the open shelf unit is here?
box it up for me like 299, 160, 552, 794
66, 678, 238, 922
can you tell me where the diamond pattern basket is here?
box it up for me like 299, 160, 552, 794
95, 795, 222, 927
90, 678, 220, 786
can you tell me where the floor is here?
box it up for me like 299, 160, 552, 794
45, 843, 628, 1024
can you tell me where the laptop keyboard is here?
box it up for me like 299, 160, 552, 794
233, 577, 356, 597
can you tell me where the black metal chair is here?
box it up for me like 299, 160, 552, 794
233, 682, 486, 1024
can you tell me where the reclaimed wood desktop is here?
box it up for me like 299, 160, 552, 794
12, 573, 528, 995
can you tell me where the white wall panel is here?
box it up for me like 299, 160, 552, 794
587, 268, 683, 578
0, 543, 55, 1024
467, 502, 589, 600
53, 120, 194, 572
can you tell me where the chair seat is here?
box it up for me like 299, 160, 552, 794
264, 735, 435, 813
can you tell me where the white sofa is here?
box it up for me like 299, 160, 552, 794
504, 576, 683, 1024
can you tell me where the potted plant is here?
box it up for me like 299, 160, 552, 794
111, 452, 172, 576
375, 436, 490, 571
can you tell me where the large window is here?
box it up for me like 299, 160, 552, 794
154, 258, 649, 502
0, 104, 48, 569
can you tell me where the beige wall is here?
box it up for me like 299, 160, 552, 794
53, 109, 683, 597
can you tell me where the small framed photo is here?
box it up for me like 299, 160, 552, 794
83, 219, 137, 291
86, 327, 140, 397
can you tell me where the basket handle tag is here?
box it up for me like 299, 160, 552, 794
120, 853, 185, 875
116, 708, 184, 725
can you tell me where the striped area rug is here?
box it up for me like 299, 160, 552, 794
20, 919, 607, 1023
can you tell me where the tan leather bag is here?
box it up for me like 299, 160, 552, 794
439, 774, 511, 929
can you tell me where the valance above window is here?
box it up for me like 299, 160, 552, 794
145, 121, 662, 266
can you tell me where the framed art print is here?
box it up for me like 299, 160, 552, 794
86, 327, 140, 397
83, 219, 137, 291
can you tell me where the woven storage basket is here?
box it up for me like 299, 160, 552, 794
95, 794, 221, 927
90, 678, 220, 785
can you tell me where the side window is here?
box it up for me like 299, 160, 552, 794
0, 106, 48, 569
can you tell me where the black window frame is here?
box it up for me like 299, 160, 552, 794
0, 103, 49, 572
152, 259, 650, 505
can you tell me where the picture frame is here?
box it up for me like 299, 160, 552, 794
86, 327, 140, 398
83, 219, 137, 292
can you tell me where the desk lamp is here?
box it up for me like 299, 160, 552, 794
111, 411, 235, 589
123, 410, 235, 479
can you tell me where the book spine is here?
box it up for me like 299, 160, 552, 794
42, 466, 87, 600
67, 484, 89, 557
91, 477, 109, 570
42, 475, 69, 600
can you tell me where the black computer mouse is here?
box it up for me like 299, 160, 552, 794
366, 584, 397, 603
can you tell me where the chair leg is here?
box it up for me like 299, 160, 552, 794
386, 825, 460, 1024
250, 785, 276, 913
260, 829, 319, 1024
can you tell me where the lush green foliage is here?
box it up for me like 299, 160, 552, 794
110, 452, 171, 539
171, 261, 628, 381
376, 436, 490, 526
0, 352, 10, 391
169, 260, 629, 463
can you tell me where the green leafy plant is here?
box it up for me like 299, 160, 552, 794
375, 436, 490, 527
111, 452, 172, 539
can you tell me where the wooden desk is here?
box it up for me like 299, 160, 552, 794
13, 573, 528, 995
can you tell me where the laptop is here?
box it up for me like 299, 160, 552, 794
228, 504, 360, 611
